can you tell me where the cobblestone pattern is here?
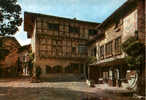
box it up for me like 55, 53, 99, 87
0, 78, 139, 100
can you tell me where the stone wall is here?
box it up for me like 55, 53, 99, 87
31, 15, 98, 76
96, 20, 124, 61
0, 37, 20, 77
137, 0, 145, 43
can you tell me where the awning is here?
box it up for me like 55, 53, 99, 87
89, 57, 126, 67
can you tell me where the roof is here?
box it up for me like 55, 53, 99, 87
97, 0, 137, 30
25, 12, 99, 24
87, 32, 105, 46
88, 0, 137, 45
18, 44, 31, 53
89, 57, 125, 67
0, 36, 21, 47
24, 12, 100, 38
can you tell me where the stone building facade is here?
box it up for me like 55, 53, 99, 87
18, 44, 31, 76
88, 0, 145, 89
0, 36, 21, 77
24, 12, 99, 78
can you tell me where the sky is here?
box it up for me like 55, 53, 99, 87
14, 0, 127, 46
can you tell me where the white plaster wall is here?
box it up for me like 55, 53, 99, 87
123, 9, 138, 42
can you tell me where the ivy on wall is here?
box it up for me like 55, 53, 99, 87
87, 56, 97, 65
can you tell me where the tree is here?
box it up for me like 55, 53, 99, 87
121, 37, 145, 96
87, 56, 97, 65
0, 0, 22, 62
121, 37, 145, 67
0, 0, 22, 36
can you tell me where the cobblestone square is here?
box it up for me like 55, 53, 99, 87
0, 78, 139, 100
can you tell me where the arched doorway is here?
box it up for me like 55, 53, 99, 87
45, 65, 52, 74
52, 65, 63, 73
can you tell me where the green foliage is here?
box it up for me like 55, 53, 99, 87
0, 0, 22, 36
28, 52, 34, 77
29, 52, 34, 62
87, 56, 97, 64
121, 37, 145, 67
122, 37, 144, 57
124, 56, 136, 67
0, 0, 22, 63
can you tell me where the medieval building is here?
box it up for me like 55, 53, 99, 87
88, 0, 145, 90
24, 12, 100, 78
0, 36, 21, 77
18, 44, 32, 76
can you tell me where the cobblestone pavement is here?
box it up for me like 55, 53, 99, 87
0, 78, 139, 100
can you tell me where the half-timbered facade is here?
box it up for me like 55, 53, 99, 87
88, 0, 145, 88
24, 12, 99, 78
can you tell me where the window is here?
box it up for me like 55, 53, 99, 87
56, 46, 63, 56
72, 47, 76, 52
91, 47, 96, 57
52, 39, 57, 46
78, 45, 88, 56
88, 29, 97, 36
93, 47, 97, 57
105, 41, 113, 56
114, 20, 122, 32
72, 47, 77, 55
115, 37, 121, 54
69, 26, 80, 33
99, 45, 104, 58
135, 30, 138, 40
48, 23, 59, 31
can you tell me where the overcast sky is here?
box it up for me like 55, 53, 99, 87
14, 0, 127, 46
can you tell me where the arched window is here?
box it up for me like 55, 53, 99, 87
52, 65, 63, 73
45, 65, 52, 74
